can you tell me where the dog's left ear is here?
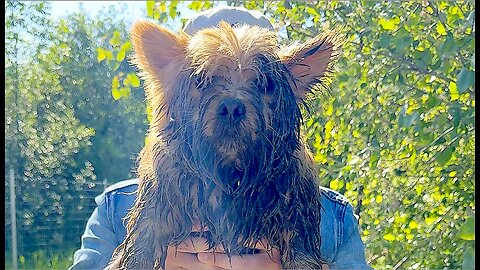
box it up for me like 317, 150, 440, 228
279, 32, 341, 100
130, 20, 189, 83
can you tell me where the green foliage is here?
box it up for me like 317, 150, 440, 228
99, 1, 474, 268
52, 7, 148, 183
5, 0, 98, 256
458, 216, 475, 241
4, 1, 54, 63
5, 1, 147, 260
5, 249, 75, 270
5, 1, 95, 184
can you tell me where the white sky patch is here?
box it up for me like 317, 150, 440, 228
50, 1, 146, 21
49, 1, 210, 31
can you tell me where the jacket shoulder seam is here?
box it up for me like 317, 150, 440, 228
104, 179, 139, 194
319, 186, 349, 206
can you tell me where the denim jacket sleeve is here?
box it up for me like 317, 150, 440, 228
332, 204, 371, 269
319, 187, 372, 269
69, 179, 138, 270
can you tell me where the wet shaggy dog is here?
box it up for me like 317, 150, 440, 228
107, 20, 341, 269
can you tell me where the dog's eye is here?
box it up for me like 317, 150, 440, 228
255, 77, 275, 94
265, 77, 275, 93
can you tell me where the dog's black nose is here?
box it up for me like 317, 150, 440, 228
218, 98, 246, 124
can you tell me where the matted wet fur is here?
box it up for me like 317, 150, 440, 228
107, 21, 341, 270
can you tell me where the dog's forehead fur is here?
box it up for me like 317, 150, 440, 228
187, 22, 279, 83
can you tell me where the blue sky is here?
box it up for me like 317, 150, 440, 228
49, 1, 206, 31
50, 1, 146, 20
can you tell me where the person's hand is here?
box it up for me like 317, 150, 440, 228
196, 239, 282, 270
166, 236, 330, 270
165, 236, 282, 270
164, 222, 281, 270
165, 236, 222, 270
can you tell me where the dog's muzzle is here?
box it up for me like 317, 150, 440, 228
217, 98, 246, 125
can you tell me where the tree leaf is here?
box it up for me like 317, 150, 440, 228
408, 220, 418, 229
146, 0, 155, 18
384, 233, 395, 242
378, 17, 399, 31
425, 217, 437, 225
324, 103, 334, 117
458, 216, 475, 240
439, 32, 457, 56
436, 145, 455, 165
456, 68, 474, 93
123, 74, 131, 86
369, 151, 380, 168
436, 22, 447, 36
169, 4, 178, 19
409, 146, 416, 166
113, 62, 120, 71
96, 48, 106, 63
109, 31, 122, 47
119, 87, 131, 98
130, 74, 141, 87
329, 179, 343, 190
324, 119, 334, 140
449, 81, 459, 101
105, 50, 114, 61
59, 43, 69, 49
111, 76, 120, 89
116, 50, 125, 62
307, 7, 319, 17
120, 41, 132, 52
337, 73, 349, 83
111, 87, 121, 100
188, 1, 202, 11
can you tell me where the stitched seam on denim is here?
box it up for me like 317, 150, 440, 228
320, 188, 348, 206
329, 202, 343, 269
336, 203, 347, 255
107, 191, 115, 236
318, 194, 333, 264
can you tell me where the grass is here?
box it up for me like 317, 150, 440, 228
5, 249, 75, 270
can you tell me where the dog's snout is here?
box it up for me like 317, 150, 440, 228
217, 98, 246, 124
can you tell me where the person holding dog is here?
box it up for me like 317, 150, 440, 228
70, 6, 370, 270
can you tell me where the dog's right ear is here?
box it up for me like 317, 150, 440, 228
279, 31, 342, 101
131, 21, 189, 82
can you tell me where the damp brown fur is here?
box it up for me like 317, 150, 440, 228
107, 21, 342, 270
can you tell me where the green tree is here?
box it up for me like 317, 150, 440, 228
52, 5, 148, 184
5, 1, 149, 263
5, 0, 97, 253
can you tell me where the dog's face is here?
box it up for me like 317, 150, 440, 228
185, 24, 300, 163
131, 21, 340, 180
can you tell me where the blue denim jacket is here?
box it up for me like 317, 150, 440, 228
70, 179, 371, 269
